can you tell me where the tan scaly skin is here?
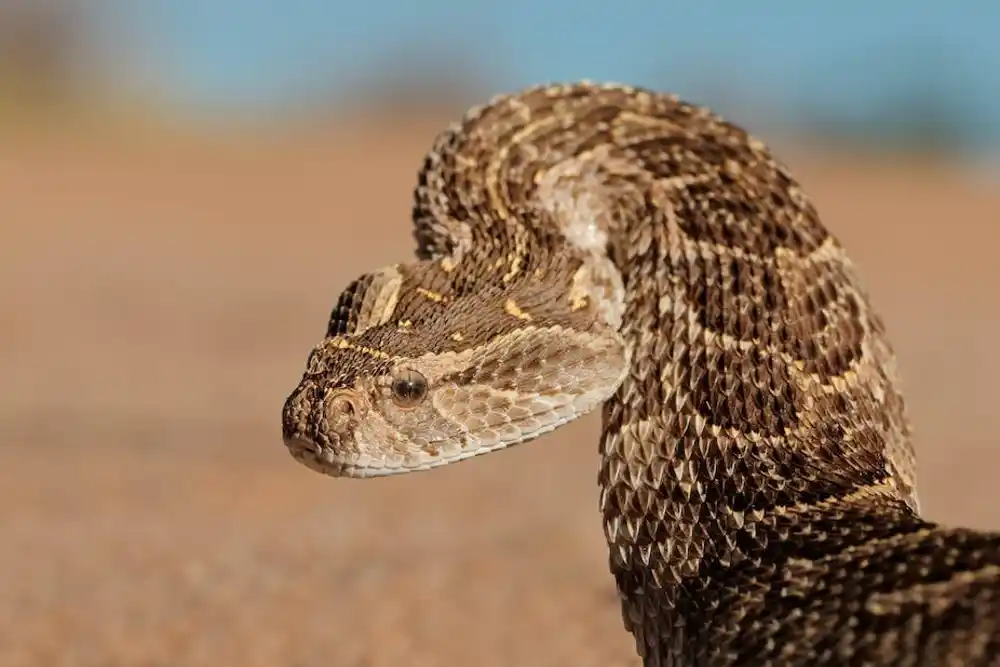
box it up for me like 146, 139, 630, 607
282, 82, 1000, 666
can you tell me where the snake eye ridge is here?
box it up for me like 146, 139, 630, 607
390, 369, 428, 408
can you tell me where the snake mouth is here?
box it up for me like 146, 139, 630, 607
283, 435, 410, 479
283, 432, 519, 479
284, 435, 357, 478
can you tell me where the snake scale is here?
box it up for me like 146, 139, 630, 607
281, 82, 1000, 666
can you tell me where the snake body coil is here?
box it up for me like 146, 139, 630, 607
282, 82, 1000, 666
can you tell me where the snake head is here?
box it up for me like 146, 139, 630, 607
281, 265, 629, 478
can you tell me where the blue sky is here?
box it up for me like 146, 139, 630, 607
106, 2, 999, 150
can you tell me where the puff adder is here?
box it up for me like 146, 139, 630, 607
282, 82, 1000, 666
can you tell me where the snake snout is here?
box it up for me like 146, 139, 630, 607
281, 379, 327, 453
283, 434, 320, 458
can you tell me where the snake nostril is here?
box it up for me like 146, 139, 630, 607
328, 391, 359, 419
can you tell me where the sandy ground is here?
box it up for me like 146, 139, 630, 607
2, 116, 999, 666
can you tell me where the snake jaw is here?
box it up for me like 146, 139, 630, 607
283, 376, 626, 479
282, 322, 630, 478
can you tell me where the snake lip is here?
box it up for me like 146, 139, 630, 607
283, 435, 321, 458
282, 435, 367, 478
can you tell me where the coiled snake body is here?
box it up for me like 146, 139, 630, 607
282, 82, 1000, 665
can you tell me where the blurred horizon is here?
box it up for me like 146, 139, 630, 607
1, 2, 998, 162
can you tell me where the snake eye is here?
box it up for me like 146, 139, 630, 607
390, 369, 428, 408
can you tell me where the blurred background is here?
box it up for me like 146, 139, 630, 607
2, 3, 998, 666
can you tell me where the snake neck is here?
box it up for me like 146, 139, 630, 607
592, 218, 922, 651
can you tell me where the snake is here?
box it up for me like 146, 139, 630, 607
281, 82, 1000, 666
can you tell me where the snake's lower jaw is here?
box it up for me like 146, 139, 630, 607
283, 435, 386, 479
286, 396, 609, 479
